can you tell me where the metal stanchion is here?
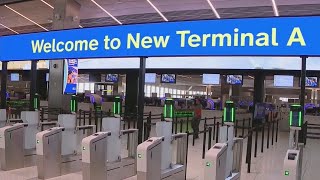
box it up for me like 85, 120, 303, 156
208, 127, 212, 150
254, 125, 258, 158
261, 123, 265, 153
267, 122, 270, 149
272, 120, 275, 145
242, 118, 245, 137
216, 122, 220, 143
213, 116, 216, 140
202, 127, 207, 159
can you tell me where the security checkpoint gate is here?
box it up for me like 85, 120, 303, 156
283, 105, 304, 180
0, 123, 25, 170
36, 114, 95, 179
137, 121, 188, 180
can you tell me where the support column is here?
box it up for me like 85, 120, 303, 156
253, 73, 265, 104
125, 71, 138, 114
29, 61, 37, 110
48, 0, 80, 112
1, 62, 8, 109
137, 57, 146, 143
253, 72, 265, 126
300, 56, 307, 117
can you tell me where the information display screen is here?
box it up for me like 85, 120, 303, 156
105, 74, 119, 82
145, 73, 156, 83
274, 75, 294, 87
10, 73, 19, 81
63, 59, 78, 95
306, 77, 318, 87
226, 75, 243, 85
202, 74, 220, 85
161, 74, 176, 83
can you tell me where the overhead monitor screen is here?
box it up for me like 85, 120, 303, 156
105, 74, 119, 83
202, 74, 220, 85
145, 73, 156, 83
306, 77, 318, 87
274, 75, 294, 87
10, 73, 19, 81
226, 75, 243, 85
161, 74, 176, 83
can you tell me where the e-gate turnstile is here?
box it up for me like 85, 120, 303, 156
36, 127, 64, 179
204, 101, 243, 180
0, 123, 25, 170
36, 114, 95, 179
137, 121, 188, 180
0, 111, 40, 170
0, 109, 7, 128
82, 132, 111, 180
283, 105, 304, 180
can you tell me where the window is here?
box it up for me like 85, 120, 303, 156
160, 87, 165, 97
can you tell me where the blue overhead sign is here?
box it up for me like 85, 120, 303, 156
0, 16, 320, 60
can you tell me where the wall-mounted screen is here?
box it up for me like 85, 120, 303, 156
63, 59, 78, 95
274, 75, 294, 87
145, 73, 156, 83
226, 75, 243, 85
105, 74, 119, 83
202, 74, 220, 85
10, 73, 19, 81
306, 77, 318, 87
161, 74, 176, 83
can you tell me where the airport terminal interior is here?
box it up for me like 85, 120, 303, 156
1, 0, 320, 180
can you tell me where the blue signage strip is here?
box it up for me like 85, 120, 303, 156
63, 59, 78, 95
1, 16, 320, 60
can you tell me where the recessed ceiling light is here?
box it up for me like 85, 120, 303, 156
271, 0, 279, 16
91, 0, 122, 25
206, 0, 220, 19
0, 23, 19, 34
5, 5, 49, 31
40, 0, 54, 9
146, 0, 168, 21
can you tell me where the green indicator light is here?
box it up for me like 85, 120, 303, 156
289, 111, 293, 126
36, 140, 40, 144
83, 147, 86, 150
285, 171, 289, 176
138, 154, 142, 158
206, 162, 211, 167
223, 107, 226, 121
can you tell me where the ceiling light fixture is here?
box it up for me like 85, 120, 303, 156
206, 0, 220, 19
79, 25, 83, 28
5, 5, 49, 31
40, 0, 54, 9
271, 0, 279, 16
0, 23, 19, 34
147, 0, 168, 21
90, 0, 122, 25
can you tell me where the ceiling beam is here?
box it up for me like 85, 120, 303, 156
0, 0, 33, 6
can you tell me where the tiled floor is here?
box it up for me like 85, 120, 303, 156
0, 131, 317, 180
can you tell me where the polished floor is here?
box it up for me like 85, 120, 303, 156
0, 131, 317, 180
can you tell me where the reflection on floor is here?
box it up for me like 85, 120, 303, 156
0, 131, 317, 180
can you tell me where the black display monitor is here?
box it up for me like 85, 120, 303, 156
305, 77, 318, 87
105, 74, 119, 83
161, 74, 176, 83
226, 75, 243, 85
